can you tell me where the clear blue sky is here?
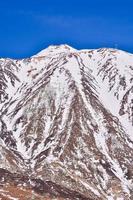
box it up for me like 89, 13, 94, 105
0, 0, 133, 58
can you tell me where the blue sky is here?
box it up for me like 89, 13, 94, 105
0, 0, 133, 58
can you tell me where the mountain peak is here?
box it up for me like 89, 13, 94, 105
34, 44, 76, 57
0, 45, 133, 199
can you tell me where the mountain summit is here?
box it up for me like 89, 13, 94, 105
0, 45, 133, 199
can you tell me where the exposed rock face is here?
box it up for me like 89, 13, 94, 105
0, 45, 133, 199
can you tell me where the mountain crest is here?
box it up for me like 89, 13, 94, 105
34, 44, 76, 57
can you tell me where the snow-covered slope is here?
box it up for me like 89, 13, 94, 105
0, 45, 133, 199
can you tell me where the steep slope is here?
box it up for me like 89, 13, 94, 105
80, 48, 133, 137
0, 45, 133, 200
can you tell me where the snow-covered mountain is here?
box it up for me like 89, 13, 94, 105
0, 45, 133, 200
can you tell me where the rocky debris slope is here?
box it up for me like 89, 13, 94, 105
0, 45, 133, 199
